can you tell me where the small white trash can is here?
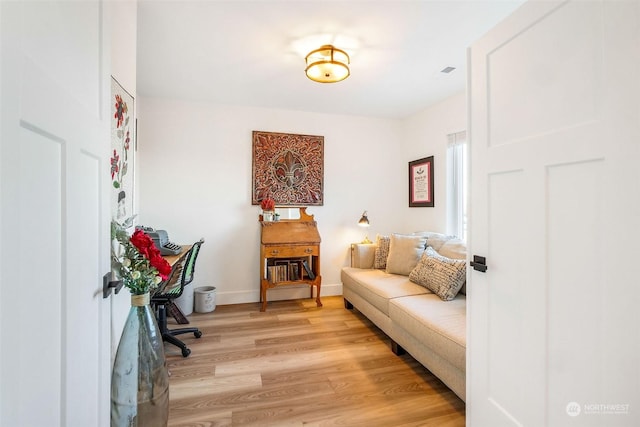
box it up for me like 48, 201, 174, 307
175, 284, 194, 316
194, 286, 217, 313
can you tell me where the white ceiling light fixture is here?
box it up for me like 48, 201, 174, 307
305, 44, 350, 83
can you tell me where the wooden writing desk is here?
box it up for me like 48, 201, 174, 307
259, 208, 321, 312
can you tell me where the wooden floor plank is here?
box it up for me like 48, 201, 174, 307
166, 296, 465, 426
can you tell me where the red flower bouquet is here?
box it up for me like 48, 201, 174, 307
111, 217, 172, 294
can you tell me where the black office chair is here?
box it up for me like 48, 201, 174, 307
153, 239, 204, 357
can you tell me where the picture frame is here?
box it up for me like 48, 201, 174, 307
252, 130, 324, 206
409, 156, 434, 207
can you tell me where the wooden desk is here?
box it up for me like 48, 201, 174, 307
259, 208, 321, 312
163, 245, 192, 269
160, 245, 191, 286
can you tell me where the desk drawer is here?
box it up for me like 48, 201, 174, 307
264, 245, 318, 258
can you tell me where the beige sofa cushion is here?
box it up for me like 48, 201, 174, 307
389, 293, 466, 372
341, 267, 430, 316
385, 234, 427, 276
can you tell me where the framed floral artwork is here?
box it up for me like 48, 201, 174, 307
409, 156, 434, 207
252, 130, 324, 206
110, 77, 135, 221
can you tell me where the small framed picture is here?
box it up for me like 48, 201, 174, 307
409, 156, 434, 207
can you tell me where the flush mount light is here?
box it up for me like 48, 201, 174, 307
305, 44, 350, 83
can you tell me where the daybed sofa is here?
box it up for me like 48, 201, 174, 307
341, 232, 467, 401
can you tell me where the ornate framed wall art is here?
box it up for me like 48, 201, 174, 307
409, 156, 434, 207
252, 131, 324, 206
110, 77, 135, 221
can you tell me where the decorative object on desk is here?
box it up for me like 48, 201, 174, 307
252, 130, 324, 206
260, 196, 276, 221
111, 77, 135, 222
357, 210, 372, 244
110, 217, 171, 427
409, 156, 434, 207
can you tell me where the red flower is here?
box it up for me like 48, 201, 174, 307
149, 252, 172, 280
114, 95, 128, 128
130, 229, 154, 257
124, 131, 130, 151
130, 230, 172, 280
111, 150, 120, 179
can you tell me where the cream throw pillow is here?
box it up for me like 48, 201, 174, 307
409, 247, 466, 301
438, 238, 467, 260
438, 238, 467, 294
385, 234, 427, 276
412, 231, 455, 251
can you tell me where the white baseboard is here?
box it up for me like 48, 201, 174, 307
215, 282, 343, 306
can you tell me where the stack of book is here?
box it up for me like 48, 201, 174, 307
267, 264, 289, 283
266, 258, 315, 284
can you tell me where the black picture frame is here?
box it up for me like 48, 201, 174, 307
409, 156, 434, 207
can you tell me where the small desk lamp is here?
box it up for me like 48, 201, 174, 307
358, 211, 372, 244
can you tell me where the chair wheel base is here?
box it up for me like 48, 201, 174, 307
181, 347, 191, 357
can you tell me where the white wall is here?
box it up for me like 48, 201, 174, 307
137, 93, 465, 305
109, 0, 137, 342
401, 92, 466, 234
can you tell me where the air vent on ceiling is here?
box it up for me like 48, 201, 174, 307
440, 66, 456, 74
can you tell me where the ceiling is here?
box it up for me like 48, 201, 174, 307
137, 1, 525, 119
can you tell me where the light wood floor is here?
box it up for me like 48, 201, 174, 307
164, 296, 465, 426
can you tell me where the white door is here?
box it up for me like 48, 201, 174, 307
468, 1, 640, 426
0, 1, 112, 426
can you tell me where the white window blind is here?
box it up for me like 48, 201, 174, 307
446, 131, 467, 240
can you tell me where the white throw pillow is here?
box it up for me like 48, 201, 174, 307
438, 238, 467, 260
437, 238, 467, 294
409, 247, 466, 301
412, 231, 455, 251
385, 233, 427, 276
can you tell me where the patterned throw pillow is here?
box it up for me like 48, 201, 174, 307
409, 247, 466, 301
373, 235, 390, 269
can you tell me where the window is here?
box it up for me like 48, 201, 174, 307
446, 131, 467, 240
